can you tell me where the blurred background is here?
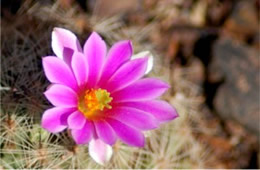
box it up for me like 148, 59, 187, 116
1, 0, 259, 168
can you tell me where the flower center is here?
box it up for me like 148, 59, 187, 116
78, 88, 112, 119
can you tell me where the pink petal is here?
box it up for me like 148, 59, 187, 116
105, 57, 148, 93
111, 78, 170, 103
51, 27, 82, 64
71, 120, 93, 144
71, 52, 88, 87
94, 120, 117, 145
62, 48, 74, 65
106, 107, 159, 130
106, 118, 145, 147
44, 84, 78, 107
83, 32, 107, 87
60, 111, 74, 126
68, 111, 86, 130
42, 56, 78, 91
89, 138, 113, 165
98, 40, 132, 85
41, 107, 75, 133
114, 100, 179, 123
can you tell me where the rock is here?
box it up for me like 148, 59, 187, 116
223, 0, 259, 42
210, 37, 260, 135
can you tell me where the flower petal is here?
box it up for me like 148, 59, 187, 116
94, 120, 117, 145
111, 78, 170, 103
62, 48, 74, 65
42, 56, 78, 91
83, 32, 107, 87
41, 107, 75, 133
106, 118, 145, 147
44, 84, 78, 107
71, 52, 88, 87
60, 111, 74, 126
89, 138, 113, 166
106, 107, 159, 130
99, 40, 132, 85
105, 57, 148, 92
68, 111, 86, 130
131, 51, 153, 74
51, 27, 82, 63
71, 120, 93, 144
114, 100, 179, 123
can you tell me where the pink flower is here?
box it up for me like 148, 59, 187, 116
41, 28, 178, 164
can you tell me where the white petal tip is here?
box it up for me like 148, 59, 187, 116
131, 51, 154, 74
53, 27, 60, 32
51, 27, 79, 59
89, 139, 113, 166
52, 27, 70, 34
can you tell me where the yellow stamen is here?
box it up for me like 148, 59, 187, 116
78, 88, 112, 119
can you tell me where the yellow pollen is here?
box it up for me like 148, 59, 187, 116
78, 88, 112, 119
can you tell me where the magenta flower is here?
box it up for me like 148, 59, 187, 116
41, 28, 178, 164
